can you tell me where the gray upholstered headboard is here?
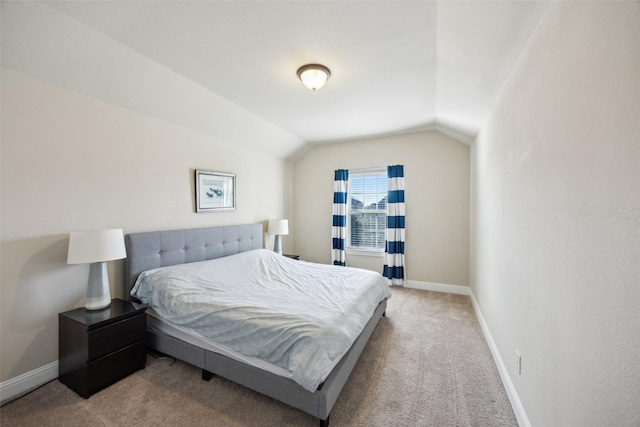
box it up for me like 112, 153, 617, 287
124, 224, 263, 299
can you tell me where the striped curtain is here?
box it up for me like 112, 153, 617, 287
332, 169, 349, 266
384, 165, 405, 286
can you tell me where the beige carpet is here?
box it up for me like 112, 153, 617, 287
1, 288, 518, 426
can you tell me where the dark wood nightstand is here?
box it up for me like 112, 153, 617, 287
283, 254, 300, 260
58, 298, 147, 398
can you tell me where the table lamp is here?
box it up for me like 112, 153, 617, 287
268, 219, 289, 255
67, 229, 127, 310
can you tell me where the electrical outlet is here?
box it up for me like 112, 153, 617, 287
516, 351, 522, 375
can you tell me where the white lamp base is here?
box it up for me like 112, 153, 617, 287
86, 262, 112, 310
274, 235, 283, 255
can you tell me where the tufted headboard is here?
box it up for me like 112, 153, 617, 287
123, 224, 263, 299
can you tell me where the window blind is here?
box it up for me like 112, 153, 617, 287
348, 171, 387, 251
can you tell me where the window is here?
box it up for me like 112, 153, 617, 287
348, 170, 387, 253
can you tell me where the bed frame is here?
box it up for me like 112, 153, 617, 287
124, 224, 387, 427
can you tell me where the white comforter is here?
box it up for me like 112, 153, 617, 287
130, 249, 391, 391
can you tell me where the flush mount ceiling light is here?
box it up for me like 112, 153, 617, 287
296, 64, 331, 92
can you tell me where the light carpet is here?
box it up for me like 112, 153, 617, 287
0, 288, 518, 426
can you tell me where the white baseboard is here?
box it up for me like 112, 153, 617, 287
0, 361, 58, 405
405, 279, 471, 295
468, 291, 530, 427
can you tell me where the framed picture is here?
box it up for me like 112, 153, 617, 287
195, 170, 236, 212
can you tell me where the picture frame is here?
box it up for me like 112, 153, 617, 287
195, 170, 236, 212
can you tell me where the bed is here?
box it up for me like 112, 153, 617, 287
124, 224, 390, 427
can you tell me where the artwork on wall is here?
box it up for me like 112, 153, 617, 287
195, 170, 236, 212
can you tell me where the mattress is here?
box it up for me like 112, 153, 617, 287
131, 248, 391, 391
146, 309, 293, 379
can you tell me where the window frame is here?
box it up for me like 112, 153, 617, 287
346, 168, 387, 257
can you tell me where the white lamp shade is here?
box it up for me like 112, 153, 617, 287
67, 229, 127, 264
297, 64, 331, 92
268, 219, 289, 236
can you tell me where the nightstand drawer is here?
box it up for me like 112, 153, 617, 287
87, 313, 146, 361
81, 340, 147, 398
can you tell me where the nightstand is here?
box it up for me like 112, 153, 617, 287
283, 254, 300, 260
58, 298, 147, 398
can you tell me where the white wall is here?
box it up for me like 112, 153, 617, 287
0, 68, 294, 386
294, 131, 469, 286
0, 2, 304, 160
470, 2, 640, 426
0, 1, 296, 389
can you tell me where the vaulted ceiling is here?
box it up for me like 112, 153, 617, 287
4, 1, 550, 158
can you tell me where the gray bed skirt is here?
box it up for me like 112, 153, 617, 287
124, 224, 387, 427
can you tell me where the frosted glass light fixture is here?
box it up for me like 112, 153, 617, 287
268, 219, 289, 255
297, 64, 331, 92
67, 229, 127, 310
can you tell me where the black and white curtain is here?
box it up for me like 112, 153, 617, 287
383, 165, 405, 285
331, 169, 349, 266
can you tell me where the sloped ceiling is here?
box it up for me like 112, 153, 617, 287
2, 1, 550, 159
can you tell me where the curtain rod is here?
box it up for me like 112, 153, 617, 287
347, 166, 386, 173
